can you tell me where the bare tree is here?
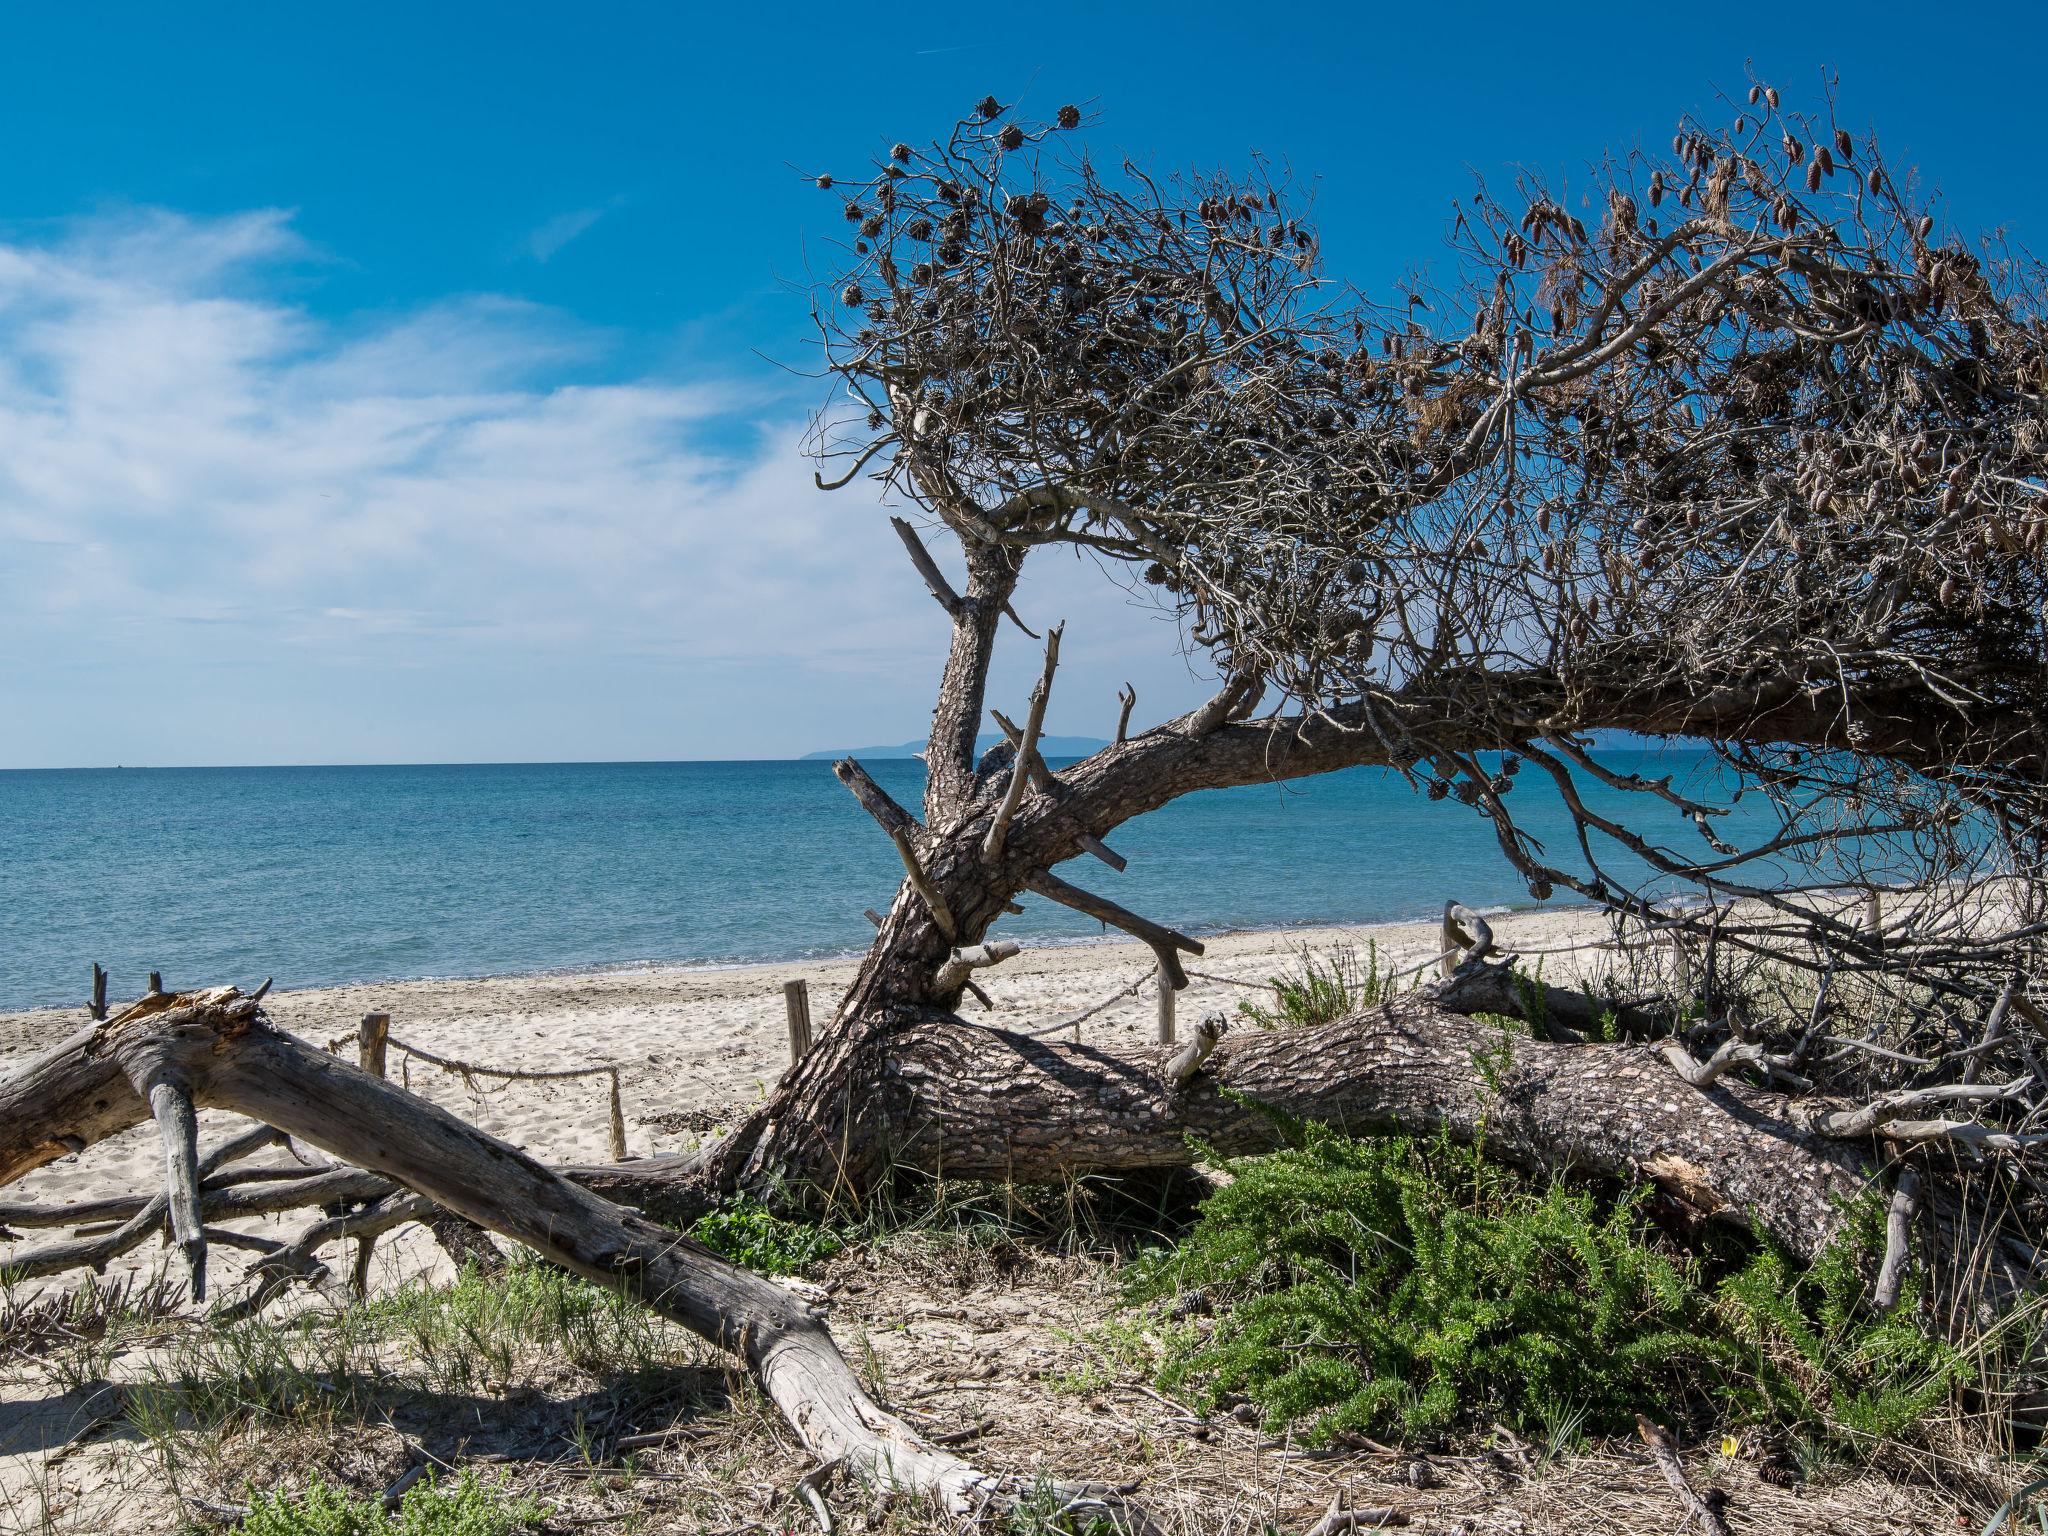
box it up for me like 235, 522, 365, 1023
6, 80, 2046, 1511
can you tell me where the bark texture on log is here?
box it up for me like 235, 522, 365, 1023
685, 982, 1875, 1264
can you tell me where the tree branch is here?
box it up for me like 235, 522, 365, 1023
890, 830, 957, 941
985, 624, 1062, 862
0, 988, 1109, 1522
889, 516, 962, 614
934, 940, 1021, 996
1025, 869, 1202, 988
832, 757, 920, 840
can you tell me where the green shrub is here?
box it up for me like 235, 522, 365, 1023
687, 1193, 845, 1275
1131, 1126, 1702, 1441
1237, 943, 1396, 1031
1715, 1194, 1969, 1441
241, 1469, 545, 1536
1129, 1121, 1971, 1450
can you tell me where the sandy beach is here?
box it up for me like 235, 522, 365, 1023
0, 905, 1619, 1302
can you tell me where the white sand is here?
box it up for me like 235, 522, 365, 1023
1, 905, 1635, 1526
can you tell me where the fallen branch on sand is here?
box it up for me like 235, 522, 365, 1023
0, 985, 1147, 1525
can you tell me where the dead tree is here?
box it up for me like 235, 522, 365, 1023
7, 81, 2047, 1508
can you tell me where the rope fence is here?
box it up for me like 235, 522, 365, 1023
325, 1020, 627, 1160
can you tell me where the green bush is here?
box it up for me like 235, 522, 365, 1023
687, 1193, 845, 1275
1716, 1194, 1969, 1441
1129, 1122, 1969, 1449
1237, 943, 1396, 1031
1131, 1126, 1702, 1441
240, 1470, 545, 1536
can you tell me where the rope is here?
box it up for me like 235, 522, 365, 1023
1023, 966, 1159, 1039
325, 1027, 626, 1160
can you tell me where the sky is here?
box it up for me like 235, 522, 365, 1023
0, 2, 2040, 767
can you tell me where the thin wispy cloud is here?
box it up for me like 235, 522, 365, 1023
523, 199, 621, 263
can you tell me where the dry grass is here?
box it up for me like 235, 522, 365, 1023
1, 1218, 1990, 1536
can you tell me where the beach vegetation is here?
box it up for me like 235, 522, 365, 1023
1127, 1120, 1972, 1453
240, 1470, 546, 1536
1235, 942, 1399, 1030
686, 1192, 847, 1275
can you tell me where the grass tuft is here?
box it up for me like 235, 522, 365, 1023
1235, 942, 1398, 1031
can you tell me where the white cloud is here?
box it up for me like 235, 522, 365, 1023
523, 201, 618, 263
0, 208, 1211, 766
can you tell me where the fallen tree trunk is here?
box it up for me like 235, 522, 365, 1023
605, 965, 1878, 1266
0, 987, 1126, 1523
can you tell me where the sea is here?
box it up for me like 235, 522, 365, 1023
0, 748, 1768, 1012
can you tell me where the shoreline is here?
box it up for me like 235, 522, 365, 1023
0, 898, 1590, 1021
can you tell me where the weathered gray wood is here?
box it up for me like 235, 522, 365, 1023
884, 829, 955, 940
984, 624, 1062, 862
889, 515, 962, 613
1156, 971, 1176, 1045
1026, 869, 1202, 989
1637, 1418, 1731, 1536
1440, 900, 1497, 979
989, 708, 1126, 871
832, 757, 920, 840
89, 964, 107, 1022
933, 940, 1019, 997
606, 1072, 628, 1161
142, 1078, 206, 1299
0, 989, 1051, 1519
1874, 1168, 1922, 1312
1163, 1012, 1224, 1084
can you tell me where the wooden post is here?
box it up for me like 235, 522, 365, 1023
1156, 972, 1176, 1045
606, 1071, 628, 1161
146, 970, 164, 997
784, 981, 814, 1065
89, 963, 108, 1021
359, 1012, 391, 1079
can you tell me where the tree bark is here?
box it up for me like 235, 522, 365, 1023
661, 969, 1874, 1265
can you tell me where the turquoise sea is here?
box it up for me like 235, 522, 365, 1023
0, 750, 1752, 1011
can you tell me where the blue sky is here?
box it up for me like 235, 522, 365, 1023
0, 2, 2040, 766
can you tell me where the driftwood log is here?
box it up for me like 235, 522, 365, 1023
0, 987, 1128, 1521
